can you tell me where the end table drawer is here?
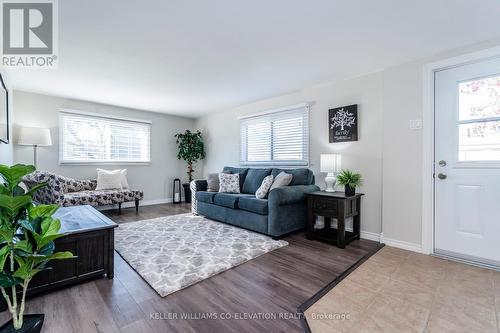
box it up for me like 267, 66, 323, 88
313, 198, 338, 216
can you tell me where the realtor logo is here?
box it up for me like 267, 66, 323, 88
1, 0, 58, 68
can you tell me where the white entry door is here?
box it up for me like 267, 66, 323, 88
435, 57, 500, 266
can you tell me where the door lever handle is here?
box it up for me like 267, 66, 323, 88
437, 173, 447, 180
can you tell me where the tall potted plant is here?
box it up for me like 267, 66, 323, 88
174, 130, 205, 203
0, 164, 74, 333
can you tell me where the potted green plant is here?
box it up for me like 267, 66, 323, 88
174, 130, 206, 203
0, 164, 74, 333
336, 169, 362, 196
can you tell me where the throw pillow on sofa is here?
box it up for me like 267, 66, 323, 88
255, 175, 274, 199
207, 173, 219, 192
218, 173, 240, 193
270, 171, 293, 191
96, 169, 123, 190
120, 169, 130, 189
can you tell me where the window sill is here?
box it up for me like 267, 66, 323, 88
240, 162, 309, 168
59, 161, 151, 166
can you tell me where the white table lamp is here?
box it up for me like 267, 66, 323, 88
320, 154, 341, 192
18, 127, 52, 168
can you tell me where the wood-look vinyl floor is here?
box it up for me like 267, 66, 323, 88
0, 203, 380, 333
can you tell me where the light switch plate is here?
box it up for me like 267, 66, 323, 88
409, 119, 423, 130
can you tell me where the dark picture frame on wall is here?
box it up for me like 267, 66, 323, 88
0, 74, 8, 144
329, 104, 358, 143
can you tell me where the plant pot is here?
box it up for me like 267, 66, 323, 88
0, 314, 44, 333
182, 183, 191, 203
344, 185, 356, 197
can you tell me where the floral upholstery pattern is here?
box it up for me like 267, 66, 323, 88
218, 173, 240, 193
22, 171, 66, 205
62, 177, 97, 193
62, 190, 122, 207
22, 171, 143, 208
122, 189, 144, 202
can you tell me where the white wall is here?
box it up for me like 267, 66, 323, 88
12, 91, 196, 202
197, 39, 500, 249
196, 73, 384, 236
381, 39, 500, 248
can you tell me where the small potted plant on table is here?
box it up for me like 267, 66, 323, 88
174, 130, 206, 203
336, 169, 362, 196
0, 164, 74, 333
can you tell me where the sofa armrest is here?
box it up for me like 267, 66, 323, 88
22, 174, 66, 205
190, 180, 208, 215
268, 185, 320, 207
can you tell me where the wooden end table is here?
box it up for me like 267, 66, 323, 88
305, 191, 363, 248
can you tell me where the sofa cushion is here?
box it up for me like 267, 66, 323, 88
196, 191, 217, 204
255, 175, 274, 199
222, 167, 249, 189
270, 171, 293, 191
242, 168, 272, 194
96, 169, 123, 190
218, 173, 241, 193
271, 168, 313, 186
63, 190, 123, 207
206, 173, 219, 192
213, 193, 252, 209
238, 196, 269, 215
62, 177, 97, 193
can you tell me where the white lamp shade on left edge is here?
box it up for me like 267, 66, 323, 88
17, 127, 52, 168
18, 127, 52, 146
320, 153, 341, 192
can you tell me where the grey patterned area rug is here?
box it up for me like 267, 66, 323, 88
114, 213, 288, 297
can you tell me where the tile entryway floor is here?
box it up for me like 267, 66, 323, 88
305, 246, 500, 333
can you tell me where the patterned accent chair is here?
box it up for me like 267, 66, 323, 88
22, 171, 144, 212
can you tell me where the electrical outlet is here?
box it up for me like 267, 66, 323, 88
409, 119, 423, 130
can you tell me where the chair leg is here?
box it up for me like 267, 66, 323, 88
135, 199, 139, 212
118, 203, 122, 214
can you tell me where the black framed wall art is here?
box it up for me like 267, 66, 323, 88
0, 74, 8, 144
329, 104, 358, 143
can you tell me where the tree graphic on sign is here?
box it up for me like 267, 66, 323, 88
331, 108, 356, 131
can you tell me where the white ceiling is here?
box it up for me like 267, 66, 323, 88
6, 0, 500, 117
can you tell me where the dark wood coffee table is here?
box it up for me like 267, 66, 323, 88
1, 205, 118, 310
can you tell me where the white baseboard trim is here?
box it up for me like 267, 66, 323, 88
359, 231, 426, 254
360, 231, 381, 242
380, 233, 426, 254
96, 197, 184, 211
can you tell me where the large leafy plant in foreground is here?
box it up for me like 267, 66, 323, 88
0, 164, 73, 330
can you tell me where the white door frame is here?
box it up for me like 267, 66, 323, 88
421, 46, 500, 255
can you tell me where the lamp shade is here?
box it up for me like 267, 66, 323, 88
18, 127, 52, 146
320, 154, 341, 173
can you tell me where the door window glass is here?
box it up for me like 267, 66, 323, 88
458, 75, 500, 161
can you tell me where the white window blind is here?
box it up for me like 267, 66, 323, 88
59, 111, 151, 164
240, 103, 309, 166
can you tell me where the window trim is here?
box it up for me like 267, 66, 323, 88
239, 103, 310, 167
58, 108, 152, 165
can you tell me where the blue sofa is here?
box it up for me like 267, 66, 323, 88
191, 167, 319, 238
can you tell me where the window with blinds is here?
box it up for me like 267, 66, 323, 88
59, 111, 151, 164
240, 103, 309, 166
